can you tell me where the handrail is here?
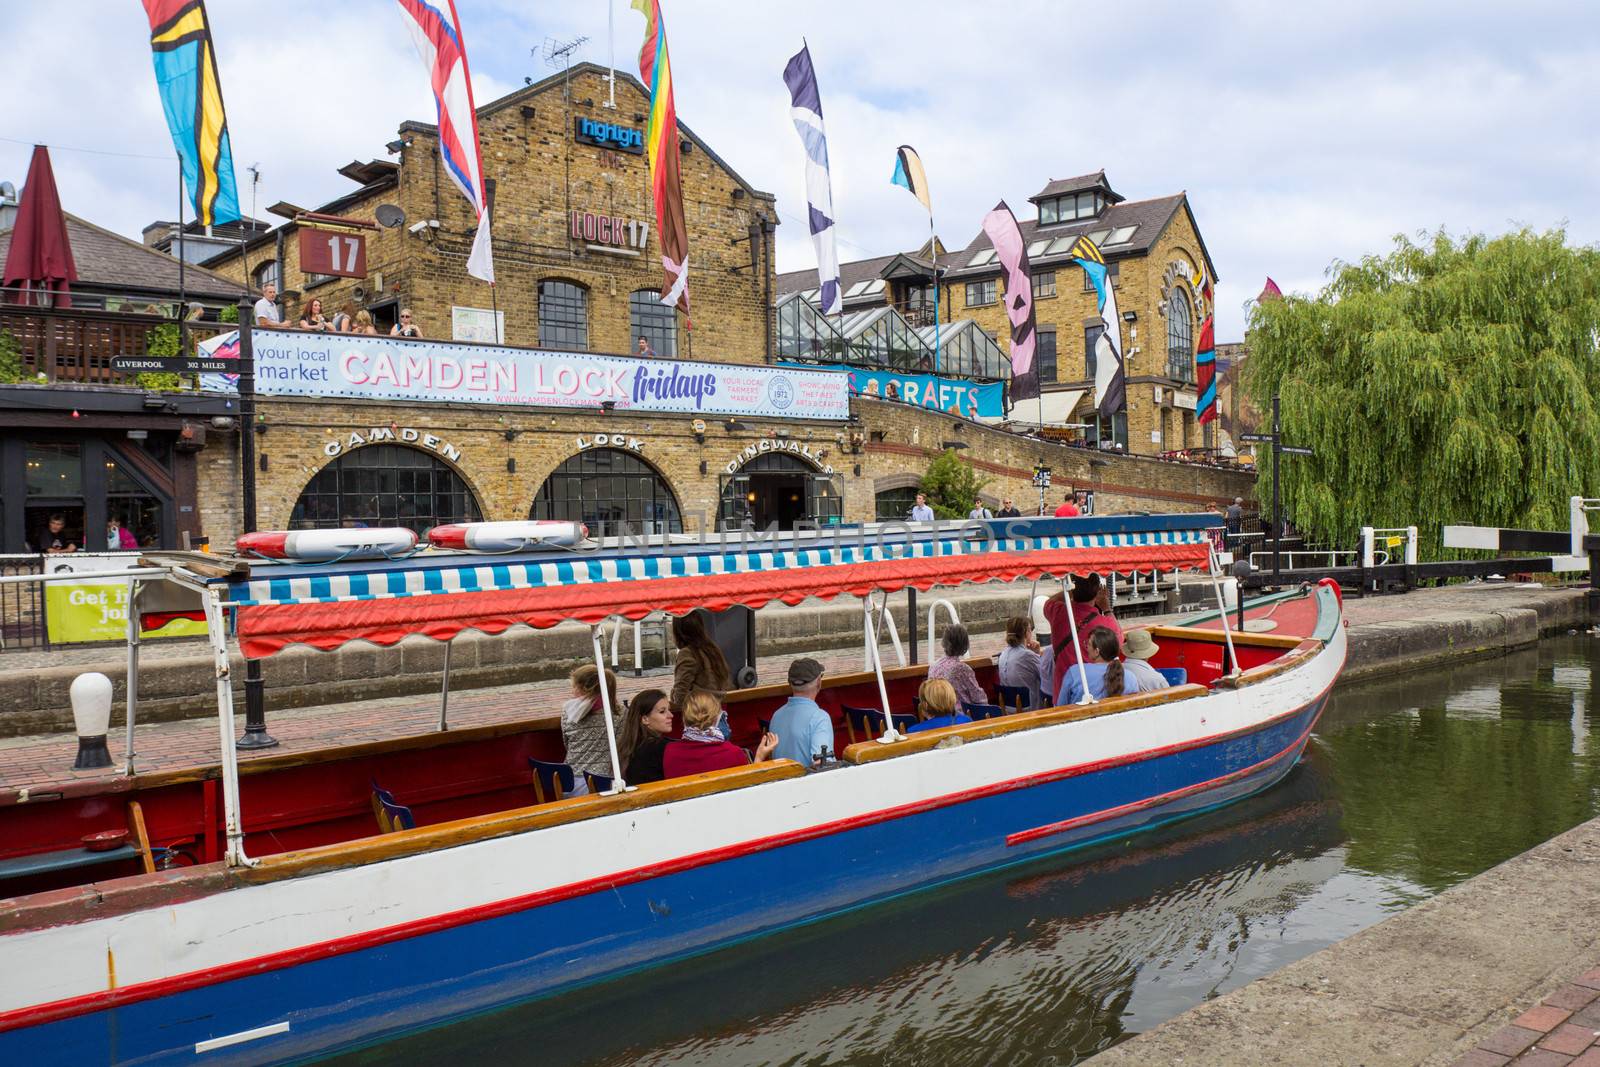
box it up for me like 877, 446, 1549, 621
926, 597, 960, 664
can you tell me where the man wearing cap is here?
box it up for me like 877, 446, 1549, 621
1121, 629, 1170, 691
770, 658, 835, 769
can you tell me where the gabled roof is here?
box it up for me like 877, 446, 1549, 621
775, 241, 963, 304
1029, 170, 1123, 205
0, 212, 243, 300
200, 172, 400, 267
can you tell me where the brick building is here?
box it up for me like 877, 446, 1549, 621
777, 170, 1221, 458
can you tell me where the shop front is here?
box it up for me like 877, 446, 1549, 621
718, 437, 841, 530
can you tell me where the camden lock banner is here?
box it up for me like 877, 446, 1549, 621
843, 367, 1005, 420
200, 330, 851, 420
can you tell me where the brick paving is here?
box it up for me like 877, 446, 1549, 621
1453, 970, 1600, 1066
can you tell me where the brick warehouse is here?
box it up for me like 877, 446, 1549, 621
181, 68, 1251, 544
776, 170, 1223, 458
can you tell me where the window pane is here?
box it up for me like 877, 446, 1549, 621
629, 289, 677, 357
532, 448, 682, 538
1032, 271, 1056, 299
1166, 289, 1194, 383
290, 445, 481, 534
1037, 328, 1057, 383
1085, 323, 1104, 380
25, 442, 81, 496
538, 281, 589, 351
1039, 199, 1058, 225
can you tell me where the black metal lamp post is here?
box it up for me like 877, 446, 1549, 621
235, 296, 277, 750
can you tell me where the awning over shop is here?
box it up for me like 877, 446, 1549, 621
214, 515, 1216, 657
988, 388, 1087, 428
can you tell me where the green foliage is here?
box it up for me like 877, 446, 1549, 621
920, 448, 988, 519
0, 329, 23, 384
219, 303, 239, 323
135, 322, 184, 392
1244, 228, 1600, 558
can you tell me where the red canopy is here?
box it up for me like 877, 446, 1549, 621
3, 145, 77, 308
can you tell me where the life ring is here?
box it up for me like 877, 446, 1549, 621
237, 528, 419, 561
426, 520, 589, 552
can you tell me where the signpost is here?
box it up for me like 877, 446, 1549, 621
1032, 464, 1052, 517
111, 356, 247, 375
1243, 395, 1315, 584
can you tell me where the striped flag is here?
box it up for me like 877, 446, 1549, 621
1069, 236, 1125, 416
890, 146, 932, 214
140, 0, 241, 226
633, 0, 691, 324
980, 201, 1039, 401
783, 43, 841, 316
395, 0, 494, 283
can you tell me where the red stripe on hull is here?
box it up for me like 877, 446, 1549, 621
0, 668, 1331, 1034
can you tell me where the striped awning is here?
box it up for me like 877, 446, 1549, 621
219, 517, 1215, 657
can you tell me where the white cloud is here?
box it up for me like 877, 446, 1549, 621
5, 1, 1597, 342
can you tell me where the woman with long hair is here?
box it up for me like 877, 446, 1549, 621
298, 297, 330, 332
669, 613, 732, 714
560, 663, 622, 792
997, 615, 1048, 709
1057, 625, 1144, 704
619, 688, 672, 785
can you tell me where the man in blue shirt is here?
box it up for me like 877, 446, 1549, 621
910, 493, 935, 522
770, 658, 834, 769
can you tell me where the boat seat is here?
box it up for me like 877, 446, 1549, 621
0, 844, 141, 883
962, 702, 1006, 721
1157, 667, 1188, 686
584, 771, 614, 795
995, 685, 1033, 715
843, 705, 917, 744
529, 758, 576, 804
369, 780, 416, 834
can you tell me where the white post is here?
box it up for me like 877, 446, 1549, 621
1360, 526, 1376, 569
438, 639, 452, 731
589, 624, 627, 792
610, 618, 623, 667
123, 577, 141, 776
1064, 576, 1094, 705
1405, 526, 1419, 567
632, 618, 643, 675
202, 591, 252, 867
1207, 545, 1242, 678
605, 0, 617, 109
864, 595, 901, 743
1573, 496, 1589, 560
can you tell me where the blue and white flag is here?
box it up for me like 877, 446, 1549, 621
783, 43, 842, 315
1069, 235, 1125, 416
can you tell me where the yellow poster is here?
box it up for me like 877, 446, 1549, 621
42, 558, 208, 644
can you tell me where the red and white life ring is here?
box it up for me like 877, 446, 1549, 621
426, 521, 588, 552
237, 528, 419, 561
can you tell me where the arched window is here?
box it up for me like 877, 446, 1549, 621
1166, 288, 1193, 382
629, 289, 677, 357
532, 449, 682, 538
253, 259, 280, 292
874, 486, 919, 522
291, 445, 481, 534
539, 281, 588, 350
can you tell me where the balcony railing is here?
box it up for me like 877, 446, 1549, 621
0, 302, 230, 385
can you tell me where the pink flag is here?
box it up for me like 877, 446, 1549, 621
1259, 277, 1282, 302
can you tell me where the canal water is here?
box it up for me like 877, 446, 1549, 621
327, 634, 1600, 1067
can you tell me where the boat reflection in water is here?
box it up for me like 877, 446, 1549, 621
330, 755, 1345, 1067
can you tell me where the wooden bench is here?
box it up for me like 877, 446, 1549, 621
0, 844, 141, 883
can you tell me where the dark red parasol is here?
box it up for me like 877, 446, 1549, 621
2, 145, 77, 308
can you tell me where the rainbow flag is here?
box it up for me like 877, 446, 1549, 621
141, 0, 241, 226
632, 0, 691, 324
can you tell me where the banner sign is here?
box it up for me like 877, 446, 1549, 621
199, 330, 851, 420
840, 367, 1005, 419
42, 554, 206, 645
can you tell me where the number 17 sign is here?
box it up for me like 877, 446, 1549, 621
298, 227, 368, 279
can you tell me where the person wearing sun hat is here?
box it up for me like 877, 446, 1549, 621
1121, 629, 1170, 691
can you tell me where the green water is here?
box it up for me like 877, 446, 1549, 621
329, 634, 1600, 1067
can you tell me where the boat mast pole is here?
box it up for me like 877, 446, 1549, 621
591, 624, 628, 791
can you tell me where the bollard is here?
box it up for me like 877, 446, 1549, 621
70, 672, 115, 770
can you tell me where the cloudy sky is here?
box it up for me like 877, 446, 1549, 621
5, 1, 1597, 340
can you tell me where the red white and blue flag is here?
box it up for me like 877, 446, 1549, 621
1193, 267, 1217, 425
395, 0, 493, 283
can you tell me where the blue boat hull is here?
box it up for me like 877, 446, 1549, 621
8, 693, 1325, 1066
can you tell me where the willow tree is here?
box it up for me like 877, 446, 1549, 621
1244, 229, 1600, 557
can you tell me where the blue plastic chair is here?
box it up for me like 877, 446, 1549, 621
369, 780, 415, 834
995, 685, 1033, 715
962, 702, 1006, 721
584, 771, 614, 795
1157, 667, 1188, 687
843, 705, 917, 744
528, 757, 576, 804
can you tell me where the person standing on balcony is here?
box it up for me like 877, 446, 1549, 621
390, 308, 422, 338
252, 283, 282, 327
636, 336, 656, 358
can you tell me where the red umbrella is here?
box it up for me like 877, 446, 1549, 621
3, 145, 77, 308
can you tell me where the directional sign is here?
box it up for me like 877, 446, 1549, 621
1279, 445, 1316, 456
1238, 433, 1273, 442
111, 356, 244, 375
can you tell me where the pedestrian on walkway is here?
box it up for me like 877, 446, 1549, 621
968, 502, 993, 520
910, 493, 935, 522
1054, 492, 1080, 518
995, 499, 1021, 518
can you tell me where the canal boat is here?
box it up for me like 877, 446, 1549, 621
0, 514, 1346, 1064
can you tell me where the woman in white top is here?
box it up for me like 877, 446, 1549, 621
996, 615, 1049, 709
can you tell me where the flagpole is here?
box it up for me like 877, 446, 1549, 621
928, 208, 940, 374
605, 0, 617, 109
177, 158, 188, 357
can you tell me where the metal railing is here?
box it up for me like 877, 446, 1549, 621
0, 555, 46, 651
0, 302, 232, 385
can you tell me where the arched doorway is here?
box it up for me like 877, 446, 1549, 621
719, 452, 841, 530
291, 445, 482, 533
531, 448, 683, 539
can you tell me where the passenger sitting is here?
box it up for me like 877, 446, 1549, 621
907, 678, 972, 734
770, 658, 835, 769
618, 688, 673, 785
1057, 626, 1149, 704
561, 664, 622, 794
1120, 629, 1171, 691
662, 691, 778, 779
997, 615, 1049, 709
927, 623, 988, 708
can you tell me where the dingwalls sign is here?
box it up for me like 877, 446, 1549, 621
198, 330, 850, 421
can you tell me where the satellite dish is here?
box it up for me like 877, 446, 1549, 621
375, 204, 406, 229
